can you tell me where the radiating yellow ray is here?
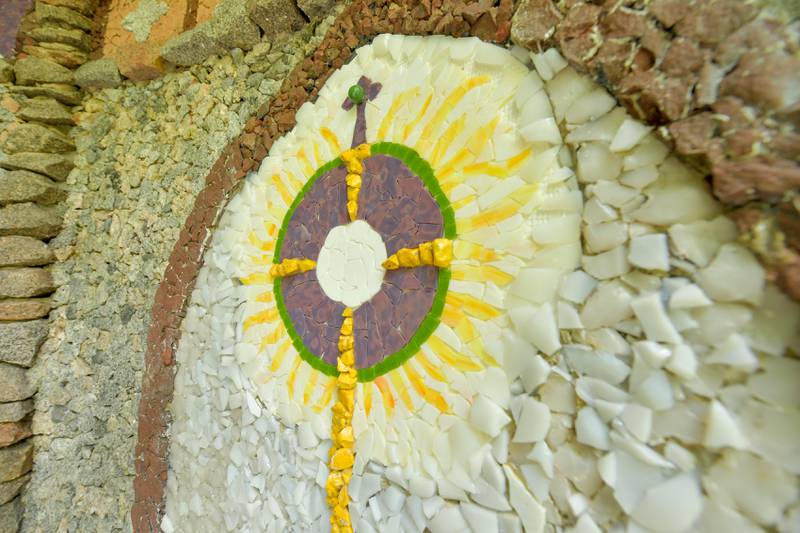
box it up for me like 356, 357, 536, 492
284, 169, 304, 192
468, 339, 500, 367
296, 149, 314, 179
314, 377, 336, 413
389, 370, 414, 412
402, 93, 433, 142
286, 357, 302, 399
363, 381, 373, 416
374, 377, 395, 416
430, 115, 465, 167
446, 294, 502, 320
240, 272, 271, 285
271, 174, 294, 205
269, 338, 292, 372
450, 195, 476, 212
415, 76, 490, 151
436, 117, 500, 182
259, 323, 285, 350
244, 307, 278, 331
427, 335, 482, 372
303, 370, 319, 405
248, 230, 276, 252
378, 87, 419, 140
404, 363, 449, 413
510, 183, 540, 205
312, 140, 324, 169
458, 198, 519, 233
249, 254, 274, 266
320, 127, 341, 154
452, 264, 514, 285
256, 291, 274, 303
454, 241, 500, 262
414, 351, 447, 383
462, 148, 532, 178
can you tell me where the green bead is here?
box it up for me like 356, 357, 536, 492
348, 84, 365, 104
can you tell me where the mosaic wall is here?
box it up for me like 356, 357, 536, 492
163, 34, 800, 533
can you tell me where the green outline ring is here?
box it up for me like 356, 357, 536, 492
273, 142, 456, 381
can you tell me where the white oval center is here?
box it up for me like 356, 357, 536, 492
316, 220, 387, 309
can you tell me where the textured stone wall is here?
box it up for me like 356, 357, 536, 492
0, 0, 100, 526
20, 15, 336, 533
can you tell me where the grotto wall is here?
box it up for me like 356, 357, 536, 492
0, 0, 797, 532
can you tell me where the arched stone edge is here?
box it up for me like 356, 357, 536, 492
131, 1, 513, 531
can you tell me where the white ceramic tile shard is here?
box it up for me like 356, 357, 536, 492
164, 38, 800, 533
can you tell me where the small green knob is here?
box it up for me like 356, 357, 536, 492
348, 84, 365, 105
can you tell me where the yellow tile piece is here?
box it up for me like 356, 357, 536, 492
427, 335, 482, 372
303, 370, 319, 405
268, 338, 292, 372
453, 240, 499, 262
258, 323, 285, 350
286, 356, 302, 399
430, 115, 466, 166
389, 370, 414, 411
255, 290, 274, 303
243, 307, 278, 332
432, 238, 453, 267
402, 93, 433, 142
397, 247, 421, 267
452, 264, 514, 285
378, 87, 419, 140
415, 351, 448, 382
240, 272, 271, 285
331, 448, 355, 470
314, 378, 336, 413
416, 76, 490, 152
270, 174, 294, 205
459, 198, 519, 234
374, 377, 395, 414
320, 127, 341, 154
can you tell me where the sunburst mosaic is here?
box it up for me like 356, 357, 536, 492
164, 34, 800, 533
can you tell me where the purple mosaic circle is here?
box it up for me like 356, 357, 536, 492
279, 154, 444, 368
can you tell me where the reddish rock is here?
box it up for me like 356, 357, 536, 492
639, 24, 670, 62
720, 51, 800, 112
674, 0, 757, 46
602, 7, 647, 38
509, 0, 562, 48
0, 298, 50, 321
777, 201, 800, 252
712, 156, 800, 205
776, 255, 800, 301
661, 37, 706, 78
589, 39, 635, 85
650, 0, 684, 27
0, 420, 31, 448
618, 70, 692, 124
101, 0, 190, 80
669, 112, 716, 156
556, 2, 602, 65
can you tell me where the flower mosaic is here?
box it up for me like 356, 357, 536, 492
164, 35, 800, 533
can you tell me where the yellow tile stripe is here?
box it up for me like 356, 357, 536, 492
327, 308, 357, 533
243, 307, 278, 332
452, 264, 514, 285
320, 127, 342, 154
427, 335, 482, 372
378, 87, 419, 140
401, 93, 432, 142
269, 338, 291, 372
415, 76, 490, 151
